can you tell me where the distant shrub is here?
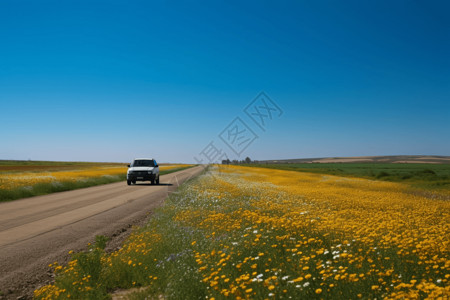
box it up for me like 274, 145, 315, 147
376, 171, 390, 178
421, 169, 437, 175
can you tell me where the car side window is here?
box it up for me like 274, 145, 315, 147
154, 160, 157, 167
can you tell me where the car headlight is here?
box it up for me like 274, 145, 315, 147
148, 171, 153, 174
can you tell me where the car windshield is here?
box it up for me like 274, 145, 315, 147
132, 160, 154, 167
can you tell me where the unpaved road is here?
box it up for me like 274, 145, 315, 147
0, 165, 204, 299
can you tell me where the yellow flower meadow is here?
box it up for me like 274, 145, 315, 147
34, 165, 449, 299
182, 166, 450, 299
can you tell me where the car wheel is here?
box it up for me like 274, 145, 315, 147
156, 176, 160, 185
127, 180, 131, 185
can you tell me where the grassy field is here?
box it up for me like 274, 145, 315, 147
34, 165, 449, 299
0, 160, 118, 170
0, 161, 193, 202
244, 163, 450, 190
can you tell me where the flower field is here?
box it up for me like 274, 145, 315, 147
34, 165, 450, 299
0, 166, 126, 191
0, 163, 192, 201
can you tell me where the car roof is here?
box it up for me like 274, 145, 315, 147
133, 158, 154, 160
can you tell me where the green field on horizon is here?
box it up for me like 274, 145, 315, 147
244, 162, 450, 190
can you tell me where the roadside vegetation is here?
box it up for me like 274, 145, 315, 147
244, 163, 450, 190
0, 161, 193, 202
35, 165, 449, 299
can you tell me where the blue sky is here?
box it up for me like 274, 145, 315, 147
0, 0, 449, 163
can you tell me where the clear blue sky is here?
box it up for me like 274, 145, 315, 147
1, 0, 449, 163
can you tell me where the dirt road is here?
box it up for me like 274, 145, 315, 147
0, 165, 204, 299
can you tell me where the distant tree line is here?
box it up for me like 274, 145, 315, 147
222, 157, 259, 165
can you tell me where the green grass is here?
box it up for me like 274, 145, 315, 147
0, 160, 127, 174
0, 165, 195, 202
0, 160, 120, 166
243, 163, 450, 190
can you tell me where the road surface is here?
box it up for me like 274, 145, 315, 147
0, 165, 204, 299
